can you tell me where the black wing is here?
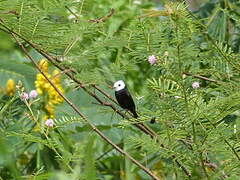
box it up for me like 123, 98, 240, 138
115, 88, 138, 118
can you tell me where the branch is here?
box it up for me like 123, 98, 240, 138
0, 22, 191, 177
88, 8, 115, 23
93, 84, 118, 105
30, 43, 192, 178
0, 21, 156, 137
183, 72, 220, 83
65, 7, 115, 23
65, 6, 79, 19
12, 33, 161, 180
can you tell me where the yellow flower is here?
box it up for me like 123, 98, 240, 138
38, 59, 48, 73
43, 115, 49, 121
36, 88, 43, 95
52, 69, 61, 84
48, 70, 64, 105
34, 60, 65, 120
33, 123, 41, 132
48, 85, 64, 104
35, 73, 51, 95
45, 103, 55, 117
6, 79, 16, 96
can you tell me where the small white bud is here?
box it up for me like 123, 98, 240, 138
192, 82, 200, 89
45, 119, 54, 127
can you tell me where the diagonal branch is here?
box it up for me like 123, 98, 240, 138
0, 21, 156, 138
0, 22, 191, 177
88, 8, 115, 23
183, 72, 220, 83
12, 33, 161, 180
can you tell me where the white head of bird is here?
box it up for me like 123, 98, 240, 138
113, 80, 125, 91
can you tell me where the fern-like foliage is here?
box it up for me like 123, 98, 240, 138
1, 0, 240, 179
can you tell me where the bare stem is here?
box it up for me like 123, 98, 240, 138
0, 22, 191, 178
183, 72, 220, 83
12, 33, 161, 180
0, 21, 156, 138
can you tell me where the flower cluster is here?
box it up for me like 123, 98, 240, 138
192, 82, 200, 89
20, 90, 38, 101
148, 55, 157, 65
35, 59, 64, 120
29, 90, 38, 99
20, 92, 29, 101
6, 79, 16, 96
35, 59, 51, 95
45, 118, 54, 127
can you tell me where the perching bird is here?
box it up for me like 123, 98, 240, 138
113, 80, 138, 118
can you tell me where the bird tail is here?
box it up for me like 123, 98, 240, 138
132, 111, 139, 118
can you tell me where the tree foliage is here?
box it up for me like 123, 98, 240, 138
0, 0, 240, 179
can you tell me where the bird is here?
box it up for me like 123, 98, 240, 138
113, 80, 138, 118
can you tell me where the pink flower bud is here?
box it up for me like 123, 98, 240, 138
20, 92, 29, 101
29, 90, 38, 99
192, 82, 200, 89
148, 55, 157, 65
45, 119, 54, 127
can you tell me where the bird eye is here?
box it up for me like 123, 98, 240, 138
118, 84, 120, 86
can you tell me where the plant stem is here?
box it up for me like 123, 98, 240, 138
12, 33, 161, 180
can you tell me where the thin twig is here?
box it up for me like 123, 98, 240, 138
93, 84, 118, 105
65, 6, 114, 23
65, 6, 79, 19
96, 142, 123, 161
0, 21, 156, 137
12, 33, 161, 180
36, 56, 158, 137
0, 22, 191, 177
88, 8, 115, 23
34, 43, 192, 178
224, 139, 240, 161
183, 72, 219, 83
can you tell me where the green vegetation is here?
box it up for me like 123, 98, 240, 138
0, 0, 240, 179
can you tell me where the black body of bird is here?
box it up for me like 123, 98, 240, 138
114, 80, 138, 118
